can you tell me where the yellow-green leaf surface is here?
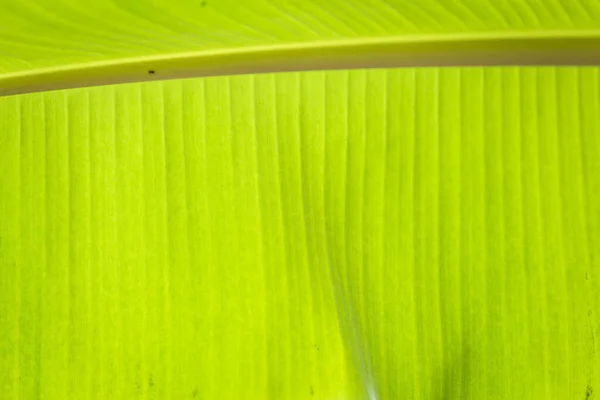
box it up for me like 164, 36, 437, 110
2, 0, 600, 95
1, 68, 600, 399
2, 0, 600, 72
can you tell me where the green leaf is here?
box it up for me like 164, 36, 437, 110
2, 1, 600, 95
1, 68, 600, 399
2, 1, 600, 399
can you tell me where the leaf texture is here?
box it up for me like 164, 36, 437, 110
0, 0, 600, 85
1, 67, 600, 399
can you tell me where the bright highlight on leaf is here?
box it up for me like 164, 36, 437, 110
1, 1, 600, 399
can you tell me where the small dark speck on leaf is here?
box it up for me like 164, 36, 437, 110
148, 374, 154, 388
148, 70, 155, 75
310, 386, 314, 396
586, 384, 593, 400
200, 1, 207, 7
192, 387, 199, 398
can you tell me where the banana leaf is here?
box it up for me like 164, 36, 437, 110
1, 1, 600, 399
